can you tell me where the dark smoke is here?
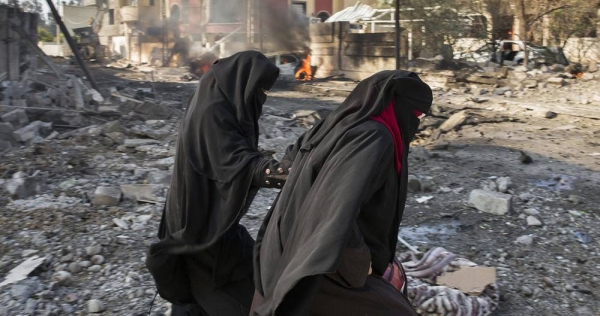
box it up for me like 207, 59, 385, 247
260, 1, 310, 53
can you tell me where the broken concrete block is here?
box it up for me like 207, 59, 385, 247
124, 139, 161, 147
106, 132, 126, 144
102, 121, 127, 134
147, 171, 172, 185
439, 110, 468, 132
1, 109, 29, 127
98, 106, 120, 116
120, 184, 163, 202
85, 89, 104, 104
522, 80, 538, 89
496, 177, 512, 193
12, 121, 53, 143
468, 189, 512, 215
133, 101, 170, 120
92, 187, 122, 206
526, 216, 542, 227
4, 172, 48, 199
547, 77, 565, 86
0, 122, 15, 141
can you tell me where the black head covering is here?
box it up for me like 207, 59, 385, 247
253, 70, 432, 315
299, 70, 432, 153
182, 50, 280, 184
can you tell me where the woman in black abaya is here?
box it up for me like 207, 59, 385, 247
146, 51, 289, 316
252, 70, 433, 315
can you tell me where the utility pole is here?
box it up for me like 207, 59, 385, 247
45, 0, 100, 91
394, 0, 400, 70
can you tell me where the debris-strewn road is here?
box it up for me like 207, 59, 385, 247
1, 62, 599, 315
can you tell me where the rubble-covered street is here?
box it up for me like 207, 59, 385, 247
1, 56, 600, 316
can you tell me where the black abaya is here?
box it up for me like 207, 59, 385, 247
253, 71, 433, 315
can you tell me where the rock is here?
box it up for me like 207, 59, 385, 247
407, 175, 422, 193
68, 262, 82, 274
521, 286, 533, 297
4, 172, 48, 199
0, 139, 12, 150
519, 151, 533, 164
481, 179, 498, 192
580, 98, 591, 105
0, 122, 15, 142
526, 216, 542, 226
102, 120, 127, 134
523, 208, 540, 216
92, 186, 122, 206
567, 194, 582, 204
547, 77, 565, 86
24, 298, 38, 314
85, 245, 102, 256
123, 138, 161, 147
21, 249, 38, 257
1, 109, 29, 128
90, 255, 105, 265
51, 271, 72, 285
541, 276, 555, 287
120, 184, 162, 202
60, 253, 74, 263
493, 87, 512, 96
97, 106, 120, 115
496, 177, 512, 193
468, 189, 512, 215
515, 235, 533, 246
12, 121, 53, 142
88, 265, 102, 272
113, 218, 129, 230
575, 307, 594, 316
106, 132, 126, 144
580, 73, 594, 81
133, 101, 170, 120
532, 109, 557, 119
88, 299, 105, 313
147, 170, 172, 185
439, 110, 468, 132
79, 261, 92, 268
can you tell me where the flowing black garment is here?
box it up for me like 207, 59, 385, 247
253, 70, 433, 315
146, 51, 285, 309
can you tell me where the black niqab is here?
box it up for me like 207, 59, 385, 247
253, 70, 432, 315
147, 51, 279, 304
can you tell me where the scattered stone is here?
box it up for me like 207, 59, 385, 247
439, 110, 468, 132
68, 262, 82, 274
407, 175, 422, 193
526, 216, 542, 227
0, 122, 15, 142
496, 177, 512, 193
567, 195, 582, 204
133, 101, 170, 120
4, 172, 48, 199
12, 121, 52, 142
92, 186, 122, 206
102, 120, 127, 134
515, 235, 533, 246
580, 73, 594, 81
521, 286, 533, 297
147, 170, 172, 184
522, 79, 538, 89
90, 255, 105, 265
21, 249, 38, 257
532, 109, 557, 119
88, 299, 105, 313
79, 261, 92, 268
541, 276, 555, 287
481, 179, 498, 192
547, 77, 565, 86
120, 184, 162, 202
85, 245, 102, 256
51, 271, 72, 285
60, 253, 74, 263
493, 86, 512, 96
88, 265, 102, 272
519, 151, 533, 164
113, 218, 129, 230
10, 283, 36, 301
123, 138, 161, 147
468, 189, 512, 215
588, 60, 598, 73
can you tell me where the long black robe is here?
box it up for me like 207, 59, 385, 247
253, 70, 433, 315
146, 51, 285, 311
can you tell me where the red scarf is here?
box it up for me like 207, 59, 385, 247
371, 100, 404, 174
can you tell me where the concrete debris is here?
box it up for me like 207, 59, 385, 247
1, 109, 29, 127
468, 189, 512, 215
515, 235, 534, 246
547, 77, 565, 86
133, 101, 170, 120
92, 186, 122, 206
439, 110, 468, 132
4, 172, 48, 199
147, 170, 172, 185
0, 122, 15, 141
120, 184, 163, 202
0, 256, 46, 288
88, 299, 106, 313
123, 139, 161, 147
526, 216, 543, 227
496, 177, 512, 193
12, 121, 53, 143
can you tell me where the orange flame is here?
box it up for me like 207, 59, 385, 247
576, 72, 584, 79
295, 54, 313, 81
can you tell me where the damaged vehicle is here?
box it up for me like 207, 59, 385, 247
495, 40, 570, 66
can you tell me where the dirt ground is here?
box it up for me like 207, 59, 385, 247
1, 61, 599, 315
